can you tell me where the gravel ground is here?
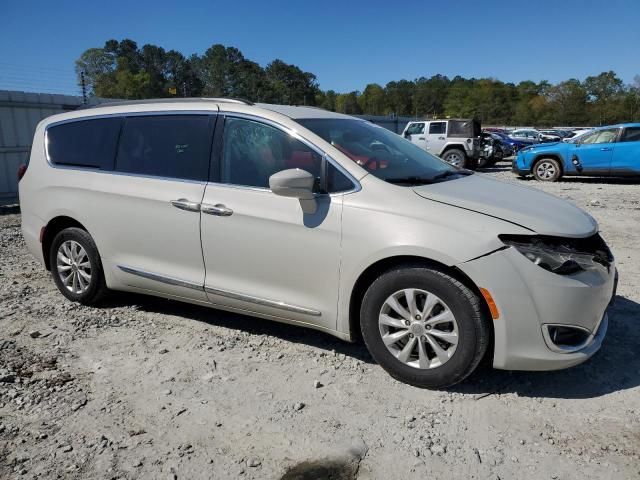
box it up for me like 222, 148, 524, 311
1, 164, 639, 480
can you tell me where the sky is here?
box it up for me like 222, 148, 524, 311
1, 0, 639, 96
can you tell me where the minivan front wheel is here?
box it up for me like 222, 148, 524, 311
360, 266, 490, 388
50, 227, 108, 305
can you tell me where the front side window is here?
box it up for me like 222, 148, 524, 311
620, 127, 640, 143
297, 118, 465, 186
581, 129, 619, 145
47, 117, 121, 169
222, 117, 325, 190
406, 123, 425, 135
429, 122, 446, 135
115, 115, 212, 181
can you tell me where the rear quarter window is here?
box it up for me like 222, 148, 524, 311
46, 117, 122, 169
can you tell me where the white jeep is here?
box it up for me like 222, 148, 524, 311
402, 119, 481, 169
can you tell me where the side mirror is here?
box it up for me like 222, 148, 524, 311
269, 168, 317, 214
403, 131, 411, 139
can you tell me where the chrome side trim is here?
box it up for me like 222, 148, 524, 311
118, 265, 203, 291
204, 285, 321, 317
117, 264, 321, 317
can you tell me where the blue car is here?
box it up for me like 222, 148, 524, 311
513, 123, 640, 181
490, 132, 537, 153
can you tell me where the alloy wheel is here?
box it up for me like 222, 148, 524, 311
536, 161, 557, 180
56, 240, 92, 294
378, 288, 459, 369
445, 153, 463, 167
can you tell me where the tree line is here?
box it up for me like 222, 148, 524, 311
76, 39, 640, 126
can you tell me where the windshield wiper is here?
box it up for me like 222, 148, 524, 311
431, 170, 472, 181
385, 176, 435, 185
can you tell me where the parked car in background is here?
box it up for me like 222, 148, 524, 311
478, 132, 514, 167
564, 128, 592, 141
491, 131, 537, 153
402, 119, 481, 169
539, 129, 565, 141
513, 123, 640, 181
19, 98, 616, 388
510, 129, 542, 142
511, 129, 561, 143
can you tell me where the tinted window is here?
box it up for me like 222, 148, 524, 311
326, 163, 354, 193
429, 122, 446, 134
406, 123, 425, 135
47, 117, 121, 169
621, 127, 640, 142
222, 117, 324, 190
116, 115, 212, 181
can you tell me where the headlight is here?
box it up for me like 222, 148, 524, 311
501, 235, 612, 275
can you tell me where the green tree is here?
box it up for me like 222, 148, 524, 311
385, 80, 414, 116
358, 83, 386, 115
335, 92, 362, 114
584, 71, 624, 124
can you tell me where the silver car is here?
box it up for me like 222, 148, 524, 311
19, 99, 617, 388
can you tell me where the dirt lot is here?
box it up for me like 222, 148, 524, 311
1, 165, 639, 480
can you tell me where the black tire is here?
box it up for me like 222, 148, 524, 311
532, 157, 562, 182
441, 149, 468, 168
49, 227, 109, 305
493, 146, 504, 162
360, 266, 491, 389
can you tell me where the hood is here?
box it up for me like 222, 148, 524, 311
521, 141, 567, 153
413, 174, 597, 237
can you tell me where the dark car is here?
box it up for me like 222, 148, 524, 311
490, 132, 537, 154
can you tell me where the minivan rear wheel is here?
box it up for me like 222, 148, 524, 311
360, 266, 490, 388
50, 227, 108, 305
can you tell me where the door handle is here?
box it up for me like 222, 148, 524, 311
600, 147, 612, 151
170, 198, 201, 212
418, 137, 425, 140
202, 203, 233, 216
438, 136, 445, 140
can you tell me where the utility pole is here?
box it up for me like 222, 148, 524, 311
80, 70, 87, 105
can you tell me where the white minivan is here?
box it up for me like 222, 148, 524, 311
19, 99, 617, 388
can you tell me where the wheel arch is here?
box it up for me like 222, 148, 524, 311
440, 144, 468, 157
42, 216, 90, 271
348, 255, 494, 348
532, 154, 565, 175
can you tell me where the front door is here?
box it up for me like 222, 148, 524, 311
572, 128, 619, 174
425, 121, 447, 155
404, 122, 427, 150
200, 116, 345, 330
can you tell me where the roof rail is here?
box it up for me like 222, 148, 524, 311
79, 97, 254, 110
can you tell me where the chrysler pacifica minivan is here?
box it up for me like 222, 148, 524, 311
19, 98, 617, 388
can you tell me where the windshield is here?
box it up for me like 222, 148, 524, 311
296, 118, 467, 185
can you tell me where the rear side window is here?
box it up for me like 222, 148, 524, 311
621, 127, 640, 143
429, 122, 446, 134
116, 115, 212, 181
47, 118, 121, 169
